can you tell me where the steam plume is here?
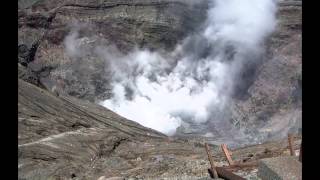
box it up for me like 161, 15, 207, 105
64, 0, 277, 143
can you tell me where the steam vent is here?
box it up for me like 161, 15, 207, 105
18, 0, 301, 179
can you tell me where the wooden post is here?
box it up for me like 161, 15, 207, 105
299, 142, 302, 162
221, 144, 235, 165
205, 143, 219, 179
288, 134, 295, 156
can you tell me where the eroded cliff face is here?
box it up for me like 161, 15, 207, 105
18, 0, 209, 102
229, 0, 301, 143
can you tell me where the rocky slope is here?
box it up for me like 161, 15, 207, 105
18, 79, 301, 179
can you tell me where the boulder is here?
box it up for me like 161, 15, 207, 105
258, 156, 302, 180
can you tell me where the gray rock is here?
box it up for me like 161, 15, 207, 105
258, 156, 301, 180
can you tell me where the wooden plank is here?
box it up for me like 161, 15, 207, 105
221, 144, 234, 165
216, 167, 246, 180
205, 143, 219, 179
288, 134, 295, 156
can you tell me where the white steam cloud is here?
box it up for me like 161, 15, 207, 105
64, 0, 277, 139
